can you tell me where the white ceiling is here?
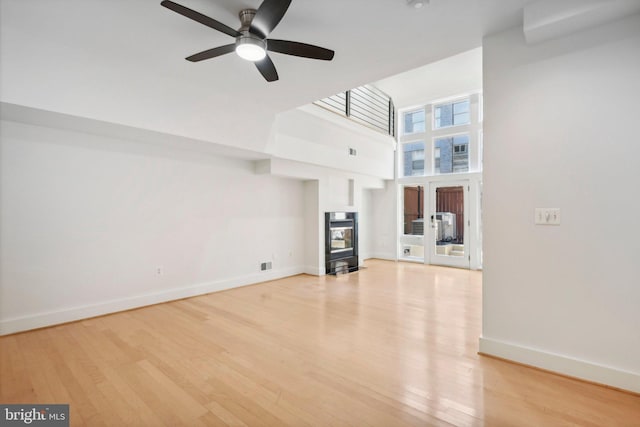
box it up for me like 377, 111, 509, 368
3, 1, 638, 156
373, 0, 640, 110
374, 47, 483, 110
1, 0, 530, 154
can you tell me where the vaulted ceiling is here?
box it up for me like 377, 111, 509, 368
2, 0, 637, 156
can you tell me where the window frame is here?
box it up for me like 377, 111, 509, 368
401, 184, 426, 237
433, 133, 470, 175
402, 108, 426, 136
400, 140, 427, 177
432, 98, 471, 130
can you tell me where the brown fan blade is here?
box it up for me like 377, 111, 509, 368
161, 0, 242, 38
267, 39, 334, 61
255, 55, 279, 82
250, 0, 292, 38
186, 44, 236, 62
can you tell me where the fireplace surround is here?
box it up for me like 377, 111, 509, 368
325, 212, 359, 274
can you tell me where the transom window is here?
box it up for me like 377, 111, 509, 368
434, 99, 470, 129
403, 109, 425, 134
402, 142, 425, 177
398, 94, 480, 179
434, 135, 469, 174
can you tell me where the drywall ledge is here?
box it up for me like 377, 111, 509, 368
0, 266, 304, 336
479, 337, 640, 394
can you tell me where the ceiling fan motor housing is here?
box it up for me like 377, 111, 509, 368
238, 9, 257, 31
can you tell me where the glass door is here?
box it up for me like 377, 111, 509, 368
428, 181, 470, 268
399, 185, 425, 262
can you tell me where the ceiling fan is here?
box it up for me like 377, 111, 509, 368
161, 0, 335, 82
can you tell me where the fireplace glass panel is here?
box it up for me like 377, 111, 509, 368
331, 227, 353, 252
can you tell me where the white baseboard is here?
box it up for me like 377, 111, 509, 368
304, 265, 325, 276
479, 337, 640, 394
0, 266, 305, 336
367, 252, 397, 261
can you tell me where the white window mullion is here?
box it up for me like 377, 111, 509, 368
424, 104, 434, 175
468, 93, 480, 172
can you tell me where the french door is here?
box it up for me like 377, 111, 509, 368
428, 180, 470, 268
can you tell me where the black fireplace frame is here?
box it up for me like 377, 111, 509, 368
325, 212, 359, 275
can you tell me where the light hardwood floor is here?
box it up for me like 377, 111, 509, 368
1, 259, 639, 426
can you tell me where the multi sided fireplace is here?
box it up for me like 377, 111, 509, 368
325, 212, 358, 274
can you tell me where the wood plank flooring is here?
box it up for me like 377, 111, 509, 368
1, 259, 639, 426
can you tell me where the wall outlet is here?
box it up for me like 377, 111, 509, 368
535, 208, 561, 225
156, 267, 163, 275
260, 262, 272, 271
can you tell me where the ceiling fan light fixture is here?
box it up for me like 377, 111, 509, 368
235, 36, 267, 61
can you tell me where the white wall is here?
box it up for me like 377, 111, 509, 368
267, 105, 396, 180
303, 180, 322, 275
481, 14, 640, 392
256, 157, 385, 275
359, 189, 374, 262
368, 182, 398, 260
375, 47, 483, 110
0, 118, 306, 335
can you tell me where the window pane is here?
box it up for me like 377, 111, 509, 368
434, 99, 470, 129
453, 112, 470, 126
402, 142, 425, 177
403, 185, 424, 236
434, 104, 452, 128
403, 109, 425, 134
453, 100, 469, 114
452, 135, 468, 144
434, 135, 469, 174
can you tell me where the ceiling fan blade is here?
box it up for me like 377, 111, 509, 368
161, 0, 242, 38
255, 55, 279, 82
267, 39, 334, 61
186, 44, 236, 62
250, 0, 292, 38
